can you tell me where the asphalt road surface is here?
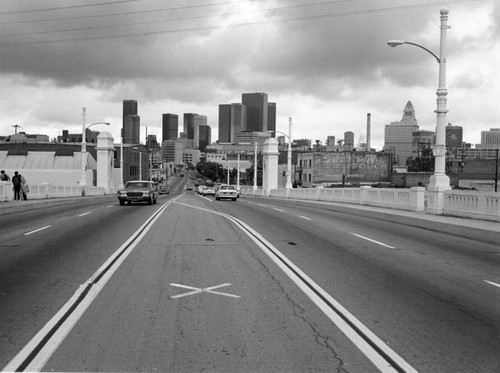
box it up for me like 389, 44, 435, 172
1, 182, 499, 372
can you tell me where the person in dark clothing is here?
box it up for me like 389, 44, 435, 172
0, 170, 10, 181
12, 171, 21, 200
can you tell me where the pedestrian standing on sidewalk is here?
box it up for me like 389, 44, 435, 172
20, 174, 29, 200
1, 170, 10, 181
11, 171, 21, 200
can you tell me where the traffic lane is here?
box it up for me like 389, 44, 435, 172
220, 197, 500, 372
0, 197, 177, 367
239, 197, 500, 281
44, 194, 377, 372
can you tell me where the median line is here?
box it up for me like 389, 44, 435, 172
78, 212, 92, 217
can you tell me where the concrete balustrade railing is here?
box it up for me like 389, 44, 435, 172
246, 186, 426, 212
444, 190, 500, 222
242, 186, 499, 222
0, 181, 108, 201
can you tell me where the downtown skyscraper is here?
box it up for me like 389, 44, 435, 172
122, 99, 140, 144
162, 114, 179, 141
218, 92, 276, 144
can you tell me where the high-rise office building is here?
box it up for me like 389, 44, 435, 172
198, 125, 212, 152
384, 101, 419, 165
242, 92, 268, 132
183, 113, 206, 141
219, 93, 275, 144
481, 128, 500, 145
193, 115, 207, 149
122, 99, 140, 144
123, 114, 140, 144
218, 105, 232, 143
219, 103, 247, 144
162, 114, 179, 141
268, 102, 276, 136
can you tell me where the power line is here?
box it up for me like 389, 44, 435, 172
0, 0, 354, 38
0, 0, 253, 24
0, 0, 145, 15
0, 0, 480, 46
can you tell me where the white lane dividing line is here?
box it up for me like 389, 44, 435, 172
258, 204, 265, 207
78, 212, 92, 217
351, 233, 395, 249
484, 280, 500, 289
273, 208, 285, 212
299, 215, 311, 221
24, 225, 52, 236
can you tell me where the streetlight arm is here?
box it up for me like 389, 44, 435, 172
87, 121, 110, 130
387, 40, 440, 63
268, 130, 288, 139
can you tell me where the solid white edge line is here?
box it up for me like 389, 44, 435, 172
273, 208, 284, 212
24, 225, 52, 236
298, 215, 311, 220
78, 212, 91, 217
174, 202, 417, 373
3, 198, 178, 372
351, 233, 395, 249
484, 280, 500, 289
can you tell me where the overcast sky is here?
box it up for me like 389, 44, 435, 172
0, 0, 497, 149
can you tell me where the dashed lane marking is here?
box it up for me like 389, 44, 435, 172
24, 225, 52, 236
299, 215, 311, 220
485, 280, 500, 289
273, 208, 285, 212
351, 233, 396, 249
78, 212, 92, 217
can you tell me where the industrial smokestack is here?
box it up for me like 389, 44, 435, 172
366, 113, 371, 152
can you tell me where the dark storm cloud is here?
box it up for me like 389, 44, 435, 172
0, 0, 496, 109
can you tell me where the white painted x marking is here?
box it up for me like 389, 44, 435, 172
170, 283, 240, 299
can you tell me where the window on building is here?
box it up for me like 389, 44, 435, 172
309, 159, 312, 167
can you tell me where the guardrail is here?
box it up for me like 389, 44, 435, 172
0, 181, 107, 201
241, 186, 500, 222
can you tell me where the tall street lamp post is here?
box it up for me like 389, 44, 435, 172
80, 107, 110, 188
271, 117, 293, 189
253, 141, 258, 190
388, 8, 451, 214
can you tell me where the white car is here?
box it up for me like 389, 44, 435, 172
215, 185, 238, 201
203, 187, 216, 196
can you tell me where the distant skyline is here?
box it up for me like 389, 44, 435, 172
0, 0, 498, 149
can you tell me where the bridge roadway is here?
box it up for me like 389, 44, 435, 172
0, 178, 499, 372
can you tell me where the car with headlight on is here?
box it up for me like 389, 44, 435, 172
117, 180, 159, 205
215, 185, 238, 201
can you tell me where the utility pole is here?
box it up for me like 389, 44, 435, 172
12, 124, 21, 134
